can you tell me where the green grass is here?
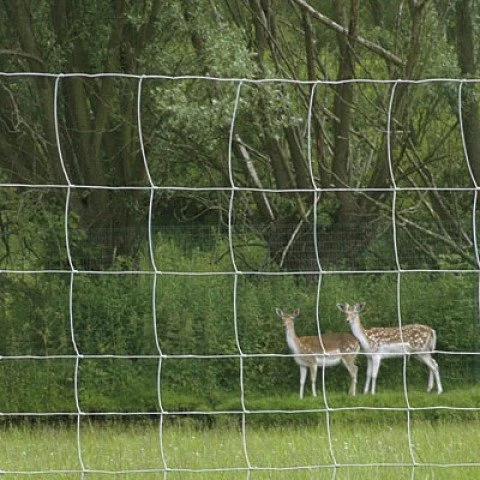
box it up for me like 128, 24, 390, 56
0, 413, 479, 480
1, 384, 479, 480
161, 385, 480, 426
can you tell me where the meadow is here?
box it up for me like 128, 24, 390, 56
1, 388, 479, 480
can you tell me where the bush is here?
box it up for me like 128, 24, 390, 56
0, 234, 478, 414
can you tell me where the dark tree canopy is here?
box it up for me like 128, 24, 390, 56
0, 0, 479, 270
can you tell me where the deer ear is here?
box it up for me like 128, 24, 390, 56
336, 303, 347, 312
293, 308, 300, 317
275, 308, 283, 317
355, 303, 365, 312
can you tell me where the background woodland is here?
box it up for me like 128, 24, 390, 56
0, 1, 479, 413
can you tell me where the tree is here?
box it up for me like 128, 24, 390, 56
0, 1, 164, 268
0, 0, 477, 271
455, 0, 480, 184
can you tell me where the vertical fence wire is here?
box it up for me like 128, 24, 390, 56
459, 81, 480, 383
308, 82, 337, 477
1, 72, 480, 477
228, 80, 252, 478
386, 80, 417, 474
54, 74, 87, 478
137, 76, 169, 477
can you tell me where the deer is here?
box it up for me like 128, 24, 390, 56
276, 308, 360, 398
337, 302, 443, 395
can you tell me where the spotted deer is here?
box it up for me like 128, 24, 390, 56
276, 308, 360, 398
337, 302, 443, 395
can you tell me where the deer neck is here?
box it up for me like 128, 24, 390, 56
285, 322, 302, 354
350, 318, 371, 351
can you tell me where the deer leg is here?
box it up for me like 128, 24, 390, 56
310, 363, 318, 397
432, 358, 443, 394
352, 363, 358, 396
427, 369, 434, 392
416, 354, 443, 394
342, 357, 358, 396
299, 365, 307, 399
428, 355, 443, 394
364, 357, 373, 394
370, 356, 381, 395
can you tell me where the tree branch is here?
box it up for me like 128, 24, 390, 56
290, 0, 405, 67
0, 49, 44, 66
233, 134, 276, 222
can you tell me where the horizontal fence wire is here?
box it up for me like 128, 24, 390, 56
0, 72, 479, 477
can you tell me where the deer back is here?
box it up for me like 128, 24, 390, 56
298, 332, 358, 354
366, 324, 435, 351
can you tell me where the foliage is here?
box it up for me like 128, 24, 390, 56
0, 0, 480, 419
0, 235, 478, 414
1, 1, 480, 271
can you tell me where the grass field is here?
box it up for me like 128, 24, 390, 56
1, 387, 479, 479
1, 410, 479, 480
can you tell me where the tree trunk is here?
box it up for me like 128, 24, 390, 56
0, 2, 159, 269
456, 0, 480, 185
